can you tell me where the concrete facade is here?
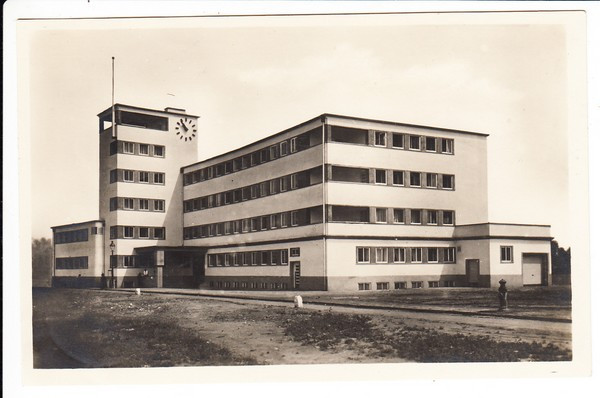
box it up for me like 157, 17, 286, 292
51, 105, 553, 291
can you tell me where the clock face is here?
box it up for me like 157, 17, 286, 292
175, 118, 197, 142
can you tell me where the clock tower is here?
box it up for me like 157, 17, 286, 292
97, 104, 199, 287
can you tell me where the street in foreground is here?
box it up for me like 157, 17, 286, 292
32, 288, 572, 368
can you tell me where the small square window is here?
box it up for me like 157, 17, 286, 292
442, 211, 454, 225
154, 145, 164, 157
442, 174, 454, 189
139, 199, 149, 210
376, 282, 389, 290
123, 142, 135, 154
139, 171, 149, 183
124, 226, 134, 238
139, 144, 149, 155
441, 139, 454, 154
376, 208, 387, 223
410, 172, 421, 187
427, 248, 438, 263
290, 247, 300, 257
392, 133, 404, 148
500, 246, 514, 263
139, 227, 149, 238
123, 170, 134, 182
393, 209, 405, 224
393, 171, 404, 186
357, 247, 370, 263
154, 228, 165, 240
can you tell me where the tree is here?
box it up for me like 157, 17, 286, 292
551, 240, 571, 285
32, 238, 53, 287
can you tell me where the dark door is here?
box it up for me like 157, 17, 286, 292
466, 259, 480, 286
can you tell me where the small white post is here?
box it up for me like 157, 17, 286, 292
294, 295, 303, 308
135, 288, 141, 296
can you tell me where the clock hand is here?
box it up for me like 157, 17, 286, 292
181, 122, 189, 132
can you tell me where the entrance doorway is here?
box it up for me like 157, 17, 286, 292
291, 261, 301, 290
522, 253, 548, 286
466, 259, 480, 286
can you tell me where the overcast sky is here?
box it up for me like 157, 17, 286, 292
20, 12, 581, 246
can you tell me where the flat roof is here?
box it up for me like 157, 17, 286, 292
98, 103, 199, 119
182, 113, 489, 170
51, 219, 104, 230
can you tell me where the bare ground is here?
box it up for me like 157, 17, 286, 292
32, 288, 571, 368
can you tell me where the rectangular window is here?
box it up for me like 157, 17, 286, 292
376, 282, 390, 290
441, 138, 454, 154
269, 180, 278, 195
251, 185, 259, 199
429, 281, 440, 288
426, 173, 437, 188
393, 208, 405, 224
123, 142, 135, 154
392, 133, 404, 148
260, 149, 268, 163
409, 135, 421, 150
124, 226, 134, 238
260, 216, 269, 231
412, 281, 423, 289
442, 211, 454, 225
394, 282, 407, 289
280, 141, 288, 156
393, 171, 404, 186
242, 252, 250, 266
123, 256, 135, 268
224, 222, 232, 235
374, 131, 386, 147
56, 256, 89, 270
123, 170, 134, 182
290, 247, 300, 257
250, 218, 258, 232
139, 171, 149, 183
280, 176, 289, 192
110, 169, 117, 183
261, 251, 269, 265
241, 219, 250, 233
139, 144, 149, 155
281, 212, 290, 228
357, 247, 371, 263
427, 210, 438, 225
427, 248, 438, 263
425, 136, 436, 152
290, 137, 298, 153
281, 250, 288, 264
124, 198, 134, 210
409, 172, 421, 187
375, 247, 388, 263
109, 197, 118, 211
358, 283, 371, 291
443, 281, 456, 287
154, 228, 165, 240
376, 208, 387, 223
290, 174, 298, 189
442, 247, 456, 263
410, 248, 422, 263
270, 214, 278, 229
501, 246, 514, 263
290, 211, 299, 226
139, 199, 149, 211
259, 183, 268, 197
225, 161, 233, 174
410, 209, 422, 224
393, 248, 406, 263
442, 174, 454, 189
269, 145, 278, 160
375, 169, 387, 184
251, 252, 259, 266
139, 227, 149, 238
154, 145, 164, 157
153, 200, 164, 212
154, 173, 165, 184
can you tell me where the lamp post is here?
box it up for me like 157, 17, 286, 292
109, 240, 116, 288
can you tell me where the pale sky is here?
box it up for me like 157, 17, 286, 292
20, 13, 580, 246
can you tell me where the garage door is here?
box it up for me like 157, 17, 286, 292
522, 254, 543, 285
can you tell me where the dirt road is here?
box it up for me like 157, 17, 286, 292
32, 288, 571, 368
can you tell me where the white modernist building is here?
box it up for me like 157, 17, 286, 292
51, 104, 553, 291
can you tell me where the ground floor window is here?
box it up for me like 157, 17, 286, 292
376, 282, 390, 290
394, 282, 407, 289
56, 256, 88, 269
411, 281, 423, 288
357, 247, 371, 263
428, 281, 440, 288
501, 246, 514, 262
358, 283, 371, 291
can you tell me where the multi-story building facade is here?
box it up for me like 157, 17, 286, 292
52, 105, 553, 291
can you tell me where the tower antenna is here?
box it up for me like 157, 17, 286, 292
111, 56, 116, 138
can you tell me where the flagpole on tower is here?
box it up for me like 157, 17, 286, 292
111, 56, 116, 138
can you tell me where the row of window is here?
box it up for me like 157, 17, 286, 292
183, 128, 321, 186
373, 131, 454, 154
110, 169, 165, 185
207, 250, 290, 267
329, 125, 455, 155
358, 280, 455, 291
209, 281, 289, 290
110, 140, 165, 158
55, 228, 89, 244
331, 205, 455, 226
356, 246, 456, 264
109, 197, 165, 212
56, 256, 89, 269
184, 167, 321, 213
110, 254, 154, 269
109, 226, 166, 240
183, 207, 322, 240
330, 165, 454, 190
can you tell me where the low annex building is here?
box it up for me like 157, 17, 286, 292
51, 104, 553, 291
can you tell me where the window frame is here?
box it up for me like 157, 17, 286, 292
500, 246, 514, 263
357, 247, 371, 264
425, 136, 437, 152
392, 133, 404, 149
409, 172, 421, 187
375, 247, 388, 263
375, 169, 387, 185
409, 135, 421, 150
375, 208, 387, 223
374, 131, 387, 147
